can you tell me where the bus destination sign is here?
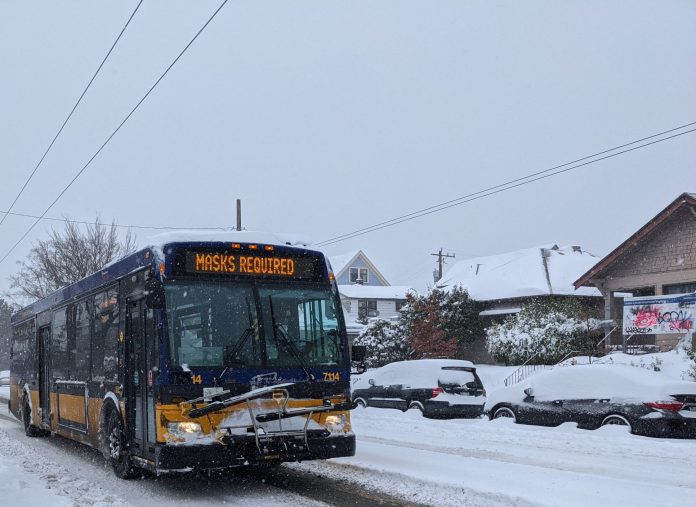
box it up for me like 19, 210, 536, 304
182, 250, 323, 281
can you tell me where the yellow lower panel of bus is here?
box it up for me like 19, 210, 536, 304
57, 393, 87, 426
155, 398, 351, 443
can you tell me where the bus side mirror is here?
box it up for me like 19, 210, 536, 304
351, 345, 366, 362
145, 277, 165, 309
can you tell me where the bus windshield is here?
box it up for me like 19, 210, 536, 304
165, 282, 344, 370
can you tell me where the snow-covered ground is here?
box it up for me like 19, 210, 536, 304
1, 358, 695, 506
292, 405, 696, 507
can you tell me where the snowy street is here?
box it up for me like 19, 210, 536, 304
3, 387, 695, 507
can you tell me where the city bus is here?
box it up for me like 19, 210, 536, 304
9, 234, 358, 478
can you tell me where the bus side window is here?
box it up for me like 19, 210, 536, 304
75, 299, 91, 380
52, 307, 69, 379
93, 288, 119, 382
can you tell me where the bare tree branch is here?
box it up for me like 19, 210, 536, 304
8, 217, 136, 301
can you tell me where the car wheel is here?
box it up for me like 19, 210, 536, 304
23, 396, 46, 437
106, 410, 138, 479
601, 414, 632, 431
492, 406, 517, 422
408, 401, 424, 415
354, 397, 367, 408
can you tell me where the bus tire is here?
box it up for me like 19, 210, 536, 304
23, 396, 46, 437
106, 410, 138, 479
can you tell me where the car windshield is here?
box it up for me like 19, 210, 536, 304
165, 282, 344, 368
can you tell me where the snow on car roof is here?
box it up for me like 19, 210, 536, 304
354, 359, 477, 390
486, 363, 696, 408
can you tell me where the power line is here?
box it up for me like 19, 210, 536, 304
0, 0, 230, 266
0, 0, 144, 227
0, 209, 228, 231
317, 124, 696, 247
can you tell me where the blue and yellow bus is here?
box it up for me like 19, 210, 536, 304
10, 236, 356, 478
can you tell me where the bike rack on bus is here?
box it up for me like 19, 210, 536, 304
179, 384, 352, 458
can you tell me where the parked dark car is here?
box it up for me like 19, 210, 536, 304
352, 359, 486, 418
486, 364, 696, 438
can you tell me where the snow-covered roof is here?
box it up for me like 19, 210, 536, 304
338, 285, 412, 300
479, 307, 522, 317
437, 244, 601, 301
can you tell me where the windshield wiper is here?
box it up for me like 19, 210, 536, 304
268, 295, 315, 381
225, 324, 256, 366
222, 297, 257, 373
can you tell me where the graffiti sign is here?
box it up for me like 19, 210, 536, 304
623, 292, 696, 335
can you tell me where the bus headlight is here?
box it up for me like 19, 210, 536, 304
324, 414, 347, 434
167, 421, 202, 438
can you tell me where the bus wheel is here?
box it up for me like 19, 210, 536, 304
23, 397, 45, 437
107, 410, 138, 479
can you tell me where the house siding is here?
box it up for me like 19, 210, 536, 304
335, 256, 386, 286
341, 298, 399, 321
591, 206, 696, 350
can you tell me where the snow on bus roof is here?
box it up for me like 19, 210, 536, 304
138, 230, 315, 258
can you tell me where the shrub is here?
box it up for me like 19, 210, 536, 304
354, 319, 410, 368
486, 298, 602, 365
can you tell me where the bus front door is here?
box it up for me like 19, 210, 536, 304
125, 299, 156, 462
38, 326, 51, 428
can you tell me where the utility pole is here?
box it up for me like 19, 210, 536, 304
236, 199, 242, 231
431, 248, 455, 283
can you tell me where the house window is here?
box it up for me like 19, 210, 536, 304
663, 282, 696, 295
395, 299, 406, 312
350, 267, 369, 284
358, 299, 378, 318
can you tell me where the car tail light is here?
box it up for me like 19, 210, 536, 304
644, 401, 685, 412
431, 387, 444, 398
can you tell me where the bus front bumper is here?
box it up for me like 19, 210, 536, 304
155, 431, 356, 471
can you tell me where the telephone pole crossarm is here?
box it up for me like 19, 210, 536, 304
431, 248, 455, 283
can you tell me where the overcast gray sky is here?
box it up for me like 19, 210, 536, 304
1, 0, 695, 300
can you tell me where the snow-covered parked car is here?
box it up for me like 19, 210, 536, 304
352, 359, 486, 418
486, 364, 696, 438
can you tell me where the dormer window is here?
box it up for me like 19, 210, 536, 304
349, 267, 369, 284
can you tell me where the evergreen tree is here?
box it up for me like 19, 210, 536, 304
441, 285, 484, 347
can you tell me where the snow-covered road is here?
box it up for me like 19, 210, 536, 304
2, 400, 695, 506
292, 406, 696, 506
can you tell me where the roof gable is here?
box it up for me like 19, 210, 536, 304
329, 250, 390, 285
574, 192, 696, 288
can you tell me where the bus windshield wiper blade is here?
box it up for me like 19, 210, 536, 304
224, 297, 257, 367
268, 295, 315, 382
225, 325, 255, 365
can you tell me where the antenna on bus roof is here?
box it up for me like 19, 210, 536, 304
236, 199, 242, 231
